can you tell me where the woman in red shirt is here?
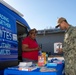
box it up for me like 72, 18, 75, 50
22, 28, 41, 63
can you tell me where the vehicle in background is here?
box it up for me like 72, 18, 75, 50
0, 0, 30, 74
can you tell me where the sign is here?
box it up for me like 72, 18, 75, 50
0, 7, 18, 61
54, 42, 62, 53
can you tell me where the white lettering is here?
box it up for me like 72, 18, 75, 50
0, 49, 11, 55
6, 31, 12, 40
0, 43, 11, 48
0, 19, 11, 28
0, 14, 9, 22
2, 30, 12, 40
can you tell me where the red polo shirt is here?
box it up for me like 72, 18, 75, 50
22, 36, 39, 60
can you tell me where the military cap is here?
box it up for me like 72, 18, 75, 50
56, 17, 66, 28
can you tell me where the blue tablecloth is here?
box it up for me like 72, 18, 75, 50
4, 63, 64, 75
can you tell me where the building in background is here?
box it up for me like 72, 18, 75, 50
36, 29, 65, 55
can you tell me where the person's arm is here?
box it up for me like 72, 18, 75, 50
22, 44, 40, 52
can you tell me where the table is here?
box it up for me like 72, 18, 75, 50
4, 63, 64, 75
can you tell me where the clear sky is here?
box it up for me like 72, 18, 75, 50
3, 0, 76, 30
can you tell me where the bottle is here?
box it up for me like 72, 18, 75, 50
46, 53, 48, 63
38, 55, 45, 67
42, 52, 46, 64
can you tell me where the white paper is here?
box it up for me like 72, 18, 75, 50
18, 62, 32, 67
54, 42, 62, 53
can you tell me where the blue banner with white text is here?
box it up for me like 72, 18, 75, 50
0, 7, 18, 61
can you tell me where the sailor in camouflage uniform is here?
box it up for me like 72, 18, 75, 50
56, 17, 76, 75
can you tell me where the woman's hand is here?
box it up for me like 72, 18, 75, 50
35, 46, 41, 51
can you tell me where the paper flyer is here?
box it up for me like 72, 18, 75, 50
54, 42, 62, 53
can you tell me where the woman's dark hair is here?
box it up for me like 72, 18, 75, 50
29, 28, 37, 34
